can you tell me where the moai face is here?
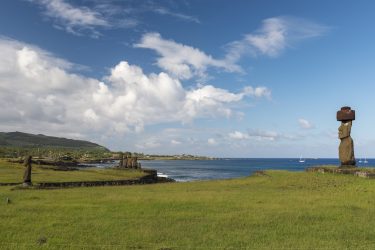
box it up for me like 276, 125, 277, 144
338, 121, 351, 139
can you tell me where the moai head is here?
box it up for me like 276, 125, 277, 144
24, 155, 32, 166
337, 107, 355, 139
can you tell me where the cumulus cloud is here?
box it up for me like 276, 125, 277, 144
183, 85, 270, 120
298, 118, 314, 129
135, 33, 242, 79
0, 38, 101, 135
226, 16, 329, 61
0, 38, 270, 138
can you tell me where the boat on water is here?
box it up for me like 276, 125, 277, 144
363, 158, 368, 164
299, 156, 305, 163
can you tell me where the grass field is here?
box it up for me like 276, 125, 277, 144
1, 167, 375, 249
0, 160, 146, 183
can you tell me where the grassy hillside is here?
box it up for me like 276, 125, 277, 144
1, 170, 375, 249
0, 131, 110, 159
0, 131, 108, 150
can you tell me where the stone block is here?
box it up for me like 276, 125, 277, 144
337, 106, 355, 121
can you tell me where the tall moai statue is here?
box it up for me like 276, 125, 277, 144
132, 157, 138, 169
23, 155, 32, 186
119, 152, 124, 168
337, 106, 356, 167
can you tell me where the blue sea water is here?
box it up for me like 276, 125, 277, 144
93, 158, 374, 182
139, 158, 374, 182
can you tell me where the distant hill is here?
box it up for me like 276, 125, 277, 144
0, 132, 109, 151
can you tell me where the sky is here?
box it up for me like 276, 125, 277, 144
1, 0, 375, 158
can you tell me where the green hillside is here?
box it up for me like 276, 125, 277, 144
0, 132, 108, 150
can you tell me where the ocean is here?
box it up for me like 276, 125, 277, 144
93, 158, 374, 182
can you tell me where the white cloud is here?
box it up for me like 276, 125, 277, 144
243, 86, 271, 99
135, 18, 327, 79
31, 0, 109, 37
246, 17, 287, 57
228, 131, 250, 140
152, 7, 200, 23
135, 33, 242, 79
226, 16, 329, 60
298, 118, 314, 129
227, 130, 291, 142
30, 0, 138, 37
135, 140, 162, 149
207, 138, 217, 145
183, 85, 270, 120
0, 38, 270, 139
248, 130, 279, 141
29, 1, 200, 38
171, 139, 182, 145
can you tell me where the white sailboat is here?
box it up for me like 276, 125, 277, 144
358, 158, 363, 163
299, 156, 305, 163
364, 157, 368, 164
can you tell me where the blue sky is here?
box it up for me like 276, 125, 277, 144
1, 0, 375, 157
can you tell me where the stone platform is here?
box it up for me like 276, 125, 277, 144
306, 166, 375, 179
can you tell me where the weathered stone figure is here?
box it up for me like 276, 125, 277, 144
23, 155, 32, 186
132, 157, 138, 168
117, 153, 141, 169
337, 107, 356, 167
119, 152, 124, 168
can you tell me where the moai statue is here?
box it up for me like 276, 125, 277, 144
337, 106, 356, 167
23, 155, 32, 186
126, 156, 132, 168
129, 157, 134, 168
122, 154, 128, 168
119, 152, 124, 168
129, 157, 133, 168
133, 157, 138, 169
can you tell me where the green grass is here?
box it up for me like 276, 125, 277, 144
1, 169, 375, 249
0, 160, 146, 183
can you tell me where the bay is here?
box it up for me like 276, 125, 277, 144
93, 158, 374, 182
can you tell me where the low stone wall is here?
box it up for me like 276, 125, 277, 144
37, 176, 156, 188
0, 182, 22, 186
37, 169, 159, 188
354, 171, 375, 178
0, 168, 175, 188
